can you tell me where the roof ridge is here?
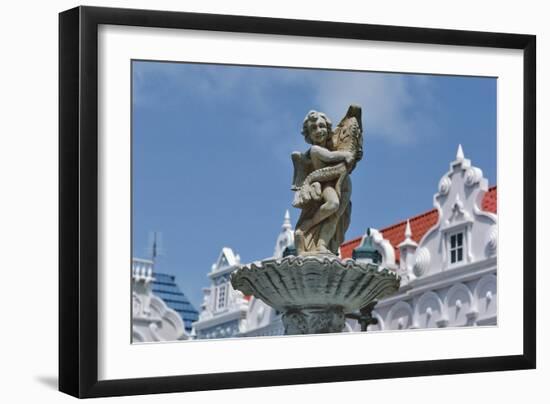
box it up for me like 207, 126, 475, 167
379, 185, 497, 233
380, 208, 438, 233
339, 185, 496, 259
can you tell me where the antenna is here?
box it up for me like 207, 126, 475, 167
146, 231, 165, 270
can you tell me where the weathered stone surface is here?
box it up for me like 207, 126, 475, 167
283, 307, 345, 335
231, 256, 400, 334
231, 104, 401, 335
291, 105, 363, 255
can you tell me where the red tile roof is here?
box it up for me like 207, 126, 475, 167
482, 186, 497, 213
340, 186, 497, 261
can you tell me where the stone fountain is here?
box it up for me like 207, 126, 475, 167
231, 105, 400, 335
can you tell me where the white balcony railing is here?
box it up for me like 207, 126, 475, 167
132, 258, 155, 283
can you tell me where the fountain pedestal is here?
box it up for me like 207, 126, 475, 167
231, 255, 400, 335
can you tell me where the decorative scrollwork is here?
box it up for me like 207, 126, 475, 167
414, 247, 431, 277
438, 176, 452, 195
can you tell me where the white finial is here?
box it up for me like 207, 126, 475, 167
404, 220, 412, 239
456, 144, 464, 161
282, 209, 292, 230
398, 219, 417, 250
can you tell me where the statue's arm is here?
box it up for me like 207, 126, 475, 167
310, 145, 354, 165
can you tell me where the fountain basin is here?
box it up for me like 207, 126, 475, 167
231, 255, 400, 335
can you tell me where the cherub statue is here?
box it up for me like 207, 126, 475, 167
291, 105, 363, 255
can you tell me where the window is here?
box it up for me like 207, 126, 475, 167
449, 232, 464, 264
216, 284, 227, 310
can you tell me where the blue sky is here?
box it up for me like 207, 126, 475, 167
132, 60, 496, 309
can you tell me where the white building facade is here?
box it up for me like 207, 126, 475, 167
193, 146, 497, 337
192, 247, 250, 339
132, 258, 189, 342
192, 211, 294, 339
342, 145, 497, 331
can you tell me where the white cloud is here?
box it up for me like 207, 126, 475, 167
133, 62, 440, 148
306, 71, 439, 144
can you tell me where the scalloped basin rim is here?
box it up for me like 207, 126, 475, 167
231, 256, 401, 313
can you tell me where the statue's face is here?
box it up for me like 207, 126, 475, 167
307, 116, 329, 145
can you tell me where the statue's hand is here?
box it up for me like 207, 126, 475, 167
305, 182, 322, 201
292, 182, 322, 208
309, 182, 322, 200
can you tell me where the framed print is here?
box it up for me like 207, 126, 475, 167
59, 5, 536, 398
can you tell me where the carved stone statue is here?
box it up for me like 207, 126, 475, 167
291, 105, 363, 255
231, 104, 400, 335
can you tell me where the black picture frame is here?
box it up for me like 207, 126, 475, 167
59, 5, 536, 399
